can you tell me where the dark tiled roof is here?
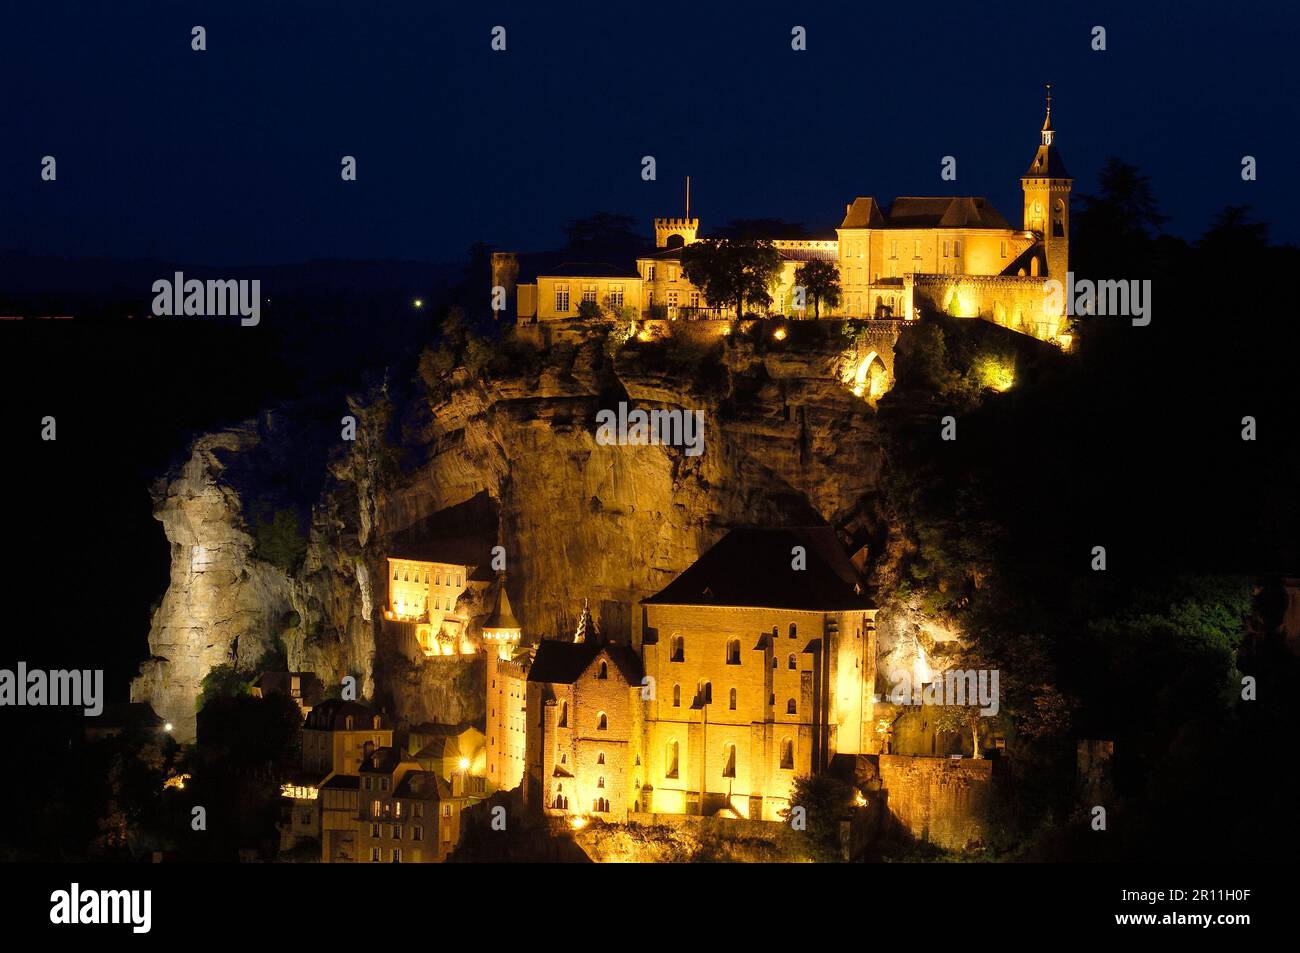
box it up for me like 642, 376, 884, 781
359, 746, 407, 775
483, 577, 521, 631
304, 699, 390, 732
841, 197, 887, 229
393, 771, 451, 801
642, 527, 873, 612
527, 640, 642, 685
1023, 143, 1070, 179
885, 197, 1011, 230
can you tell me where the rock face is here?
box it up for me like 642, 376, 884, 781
134, 328, 892, 740
131, 424, 297, 740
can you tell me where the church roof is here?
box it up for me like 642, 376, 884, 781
643, 527, 873, 612
527, 641, 642, 685
1023, 143, 1070, 179
483, 577, 521, 632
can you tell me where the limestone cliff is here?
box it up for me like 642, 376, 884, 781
133, 327, 892, 740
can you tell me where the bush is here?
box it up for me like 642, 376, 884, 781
250, 505, 309, 573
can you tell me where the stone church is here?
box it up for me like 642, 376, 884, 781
506, 528, 879, 822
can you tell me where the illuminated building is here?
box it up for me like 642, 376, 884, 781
483, 573, 529, 792
497, 91, 1071, 344
356, 746, 467, 863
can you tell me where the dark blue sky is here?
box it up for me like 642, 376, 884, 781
3, 0, 1296, 265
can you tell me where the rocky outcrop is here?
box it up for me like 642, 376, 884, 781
134, 327, 893, 740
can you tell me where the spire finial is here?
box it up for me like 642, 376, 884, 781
1045, 83, 1052, 119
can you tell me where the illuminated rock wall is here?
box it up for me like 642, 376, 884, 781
878, 753, 994, 850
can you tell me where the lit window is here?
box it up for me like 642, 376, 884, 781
555, 285, 570, 312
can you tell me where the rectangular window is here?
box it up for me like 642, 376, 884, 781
954, 239, 961, 258
689, 292, 700, 307
582, 284, 597, 304
413, 825, 423, 841
942, 240, 949, 257
392, 849, 401, 863
370, 823, 379, 837
1000, 240, 1007, 258
667, 291, 679, 307
442, 803, 452, 817
371, 799, 380, 818
393, 825, 402, 840
370, 848, 381, 862
555, 285, 570, 312
913, 239, 921, 258
890, 240, 898, 259
607, 285, 624, 308
646, 264, 655, 280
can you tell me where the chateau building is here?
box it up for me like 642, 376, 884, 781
496, 91, 1071, 344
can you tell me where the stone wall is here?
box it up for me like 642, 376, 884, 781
878, 753, 994, 850
910, 274, 1066, 343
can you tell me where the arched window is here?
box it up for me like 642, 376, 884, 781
558, 701, 568, 728
670, 636, 684, 662
598, 661, 608, 679
696, 681, 712, 705
597, 712, 608, 730
393, 567, 399, 580
789, 623, 797, 639
672, 684, 681, 707
788, 653, 797, 670
725, 639, 741, 665
772, 656, 778, 669
722, 744, 736, 778
594, 797, 610, 813
597, 776, 605, 789
597, 752, 605, 765
665, 741, 679, 779
786, 698, 797, 715
729, 687, 737, 710
780, 738, 794, 769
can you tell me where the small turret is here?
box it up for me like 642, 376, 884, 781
482, 573, 521, 660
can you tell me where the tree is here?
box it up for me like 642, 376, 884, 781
1072, 157, 1167, 278
782, 773, 854, 861
794, 260, 841, 318
680, 238, 782, 321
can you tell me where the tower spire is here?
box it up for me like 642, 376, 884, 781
1042, 83, 1054, 143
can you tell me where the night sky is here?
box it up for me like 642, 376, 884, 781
3, 0, 1297, 267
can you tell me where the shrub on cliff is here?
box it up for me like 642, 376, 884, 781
250, 505, 308, 573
